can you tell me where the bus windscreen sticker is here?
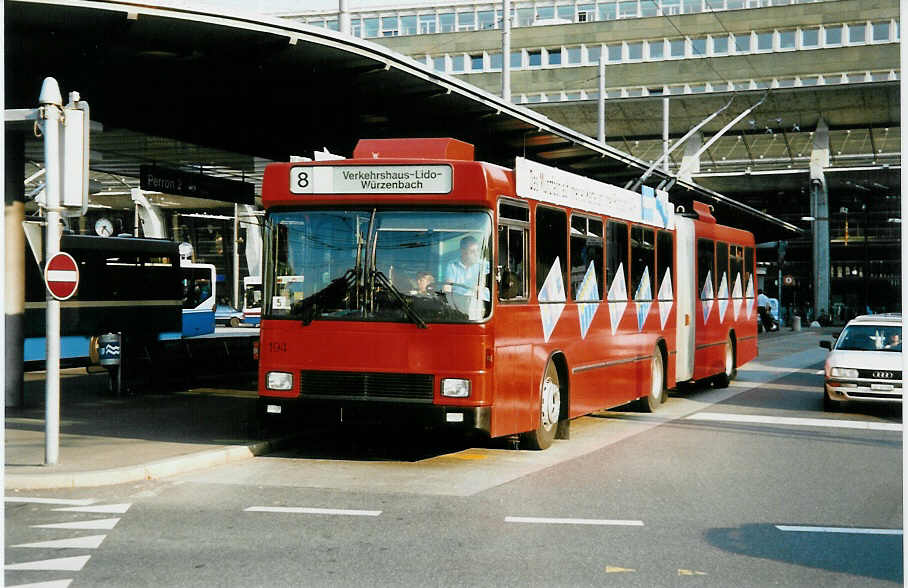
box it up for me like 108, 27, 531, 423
745, 277, 755, 318
576, 261, 600, 339
538, 257, 566, 342
658, 267, 673, 330
731, 273, 743, 320
717, 272, 729, 323
701, 270, 714, 324
634, 266, 652, 332
607, 262, 628, 335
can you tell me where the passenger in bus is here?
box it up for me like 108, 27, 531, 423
411, 272, 435, 296
443, 236, 490, 318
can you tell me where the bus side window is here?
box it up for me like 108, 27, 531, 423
730, 245, 744, 297
631, 226, 655, 301
744, 246, 755, 295
716, 241, 729, 296
656, 230, 674, 300
697, 238, 715, 299
570, 215, 603, 301
497, 225, 528, 300
535, 206, 568, 299
498, 200, 529, 301
606, 220, 629, 298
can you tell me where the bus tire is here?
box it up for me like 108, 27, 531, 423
635, 347, 665, 413
521, 359, 561, 450
229, 317, 241, 328
713, 335, 735, 388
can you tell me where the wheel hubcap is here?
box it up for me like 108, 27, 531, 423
725, 342, 733, 375
651, 356, 663, 402
541, 377, 560, 431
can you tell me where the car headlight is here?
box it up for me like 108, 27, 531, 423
441, 378, 471, 398
830, 367, 859, 379
266, 371, 293, 391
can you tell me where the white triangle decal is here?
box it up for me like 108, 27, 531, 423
732, 273, 743, 320
717, 272, 729, 323
745, 277, 755, 318
576, 261, 600, 339
701, 270, 713, 323
607, 263, 628, 335
658, 267, 673, 329
538, 257, 566, 343
634, 266, 652, 331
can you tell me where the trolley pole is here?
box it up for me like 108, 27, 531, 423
39, 78, 63, 465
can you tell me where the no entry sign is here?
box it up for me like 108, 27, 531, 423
44, 251, 80, 300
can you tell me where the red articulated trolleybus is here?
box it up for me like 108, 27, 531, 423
258, 138, 758, 449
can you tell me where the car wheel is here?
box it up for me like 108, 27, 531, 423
229, 317, 241, 328
822, 388, 840, 411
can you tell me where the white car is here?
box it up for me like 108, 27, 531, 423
820, 314, 902, 410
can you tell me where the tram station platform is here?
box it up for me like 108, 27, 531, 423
5, 327, 835, 490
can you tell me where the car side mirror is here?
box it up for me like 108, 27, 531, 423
819, 340, 832, 350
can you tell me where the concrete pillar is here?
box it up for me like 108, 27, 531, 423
810, 119, 831, 317
5, 130, 25, 408
678, 131, 702, 183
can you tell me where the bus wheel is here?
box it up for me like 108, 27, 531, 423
521, 360, 561, 450
713, 335, 735, 388
636, 348, 665, 412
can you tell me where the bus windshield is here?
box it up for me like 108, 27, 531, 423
265, 209, 492, 324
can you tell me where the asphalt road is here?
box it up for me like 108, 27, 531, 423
6, 360, 902, 587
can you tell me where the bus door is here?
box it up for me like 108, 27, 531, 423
674, 216, 696, 381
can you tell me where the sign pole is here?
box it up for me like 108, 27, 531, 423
39, 78, 64, 465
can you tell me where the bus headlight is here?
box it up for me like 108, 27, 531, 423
830, 367, 859, 379
441, 378, 471, 398
266, 371, 293, 391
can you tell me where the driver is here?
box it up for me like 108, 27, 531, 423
443, 236, 489, 317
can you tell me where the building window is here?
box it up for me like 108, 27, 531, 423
439, 12, 454, 33
618, 1, 638, 18
825, 25, 843, 45
800, 76, 819, 86
712, 35, 729, 54
517, 7, 534, 26
566, 46, 582, 64
691, 37, 707, 56
558, 5, 573, 21
662, 0, 681, 15
872, 21, 890, 42
457, 11, 475, 31
848, 22, 866, 44
536, 6, 555, 21
599, 2, 617, 20
606, 44, 621, 61
478, 10, 495, 30
471, 54, 484, 71
734, 32, 752, 52
756, 31, 773, 51
489, 52, 502, 70
778, 29, 796, 49
641, 2, 658, 17
451, 54, 465, 72
682, 0, 702, 13
432, 56, 445, 72
547, 48, 562, 65
363, 17, 379, 38
419, 14, 436, 34
381, 16, 398, 36
648, 40, 664, 60
670, 38, 685, 58
528, 50, 542, 67
801, 27, 819, 47
511, 51, 522, 68
400, 15, 416, 35
627, 42, 643, 60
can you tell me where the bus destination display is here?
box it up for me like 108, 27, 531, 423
290, 164, 453, 195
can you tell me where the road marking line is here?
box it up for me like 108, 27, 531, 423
505, 516, 644, 526
5, 497, 96, 506
5, 556, 90, 571
33, 518, 120, 530
53, 503, 131, 514
605, 566, 636, 573
685, 412, 902, 431
777, 525, 903, 535
13, 535, 106, 549
7, 580, 74, 588
678, 569, 708, 576
245, 506, 382, 517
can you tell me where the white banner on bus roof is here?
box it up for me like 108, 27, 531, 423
515, 157, 673, 229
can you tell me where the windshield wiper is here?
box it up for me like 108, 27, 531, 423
290, 268, 358, 326
371, 269, 428, 329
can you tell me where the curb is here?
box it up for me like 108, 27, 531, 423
5, 435, 300, 490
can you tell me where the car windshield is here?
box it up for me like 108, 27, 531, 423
264, 209, 493, 324
835, 324, 902, 352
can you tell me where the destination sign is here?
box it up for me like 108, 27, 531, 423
289, 165, 453, 195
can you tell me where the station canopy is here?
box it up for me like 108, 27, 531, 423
6, 0, 801, 238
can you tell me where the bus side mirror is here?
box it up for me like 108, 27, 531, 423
819, 340, 832, 350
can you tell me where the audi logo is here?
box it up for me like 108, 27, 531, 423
872, 371, 894, 379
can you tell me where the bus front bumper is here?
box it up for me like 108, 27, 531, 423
258, 396, 491, 434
